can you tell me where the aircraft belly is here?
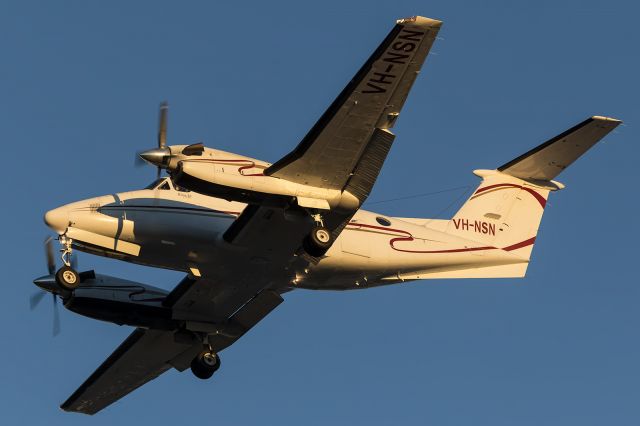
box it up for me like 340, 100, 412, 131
128, 210, 231, 270
305, 220, 525, 290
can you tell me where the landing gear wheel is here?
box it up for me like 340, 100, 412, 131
303, 226, 332, 257
55, 266, 80, 290
190, 350, 221, 380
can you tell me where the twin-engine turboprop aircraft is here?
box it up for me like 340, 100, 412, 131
33, 16, 621, 414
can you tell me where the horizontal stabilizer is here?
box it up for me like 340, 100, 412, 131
498, 116, 621, 181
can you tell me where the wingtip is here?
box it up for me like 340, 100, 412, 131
396, 16, 443, 28
591, 115, 622, 124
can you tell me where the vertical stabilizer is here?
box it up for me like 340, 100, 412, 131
445, 116, 621, 261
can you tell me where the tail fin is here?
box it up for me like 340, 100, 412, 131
447, 116, 621, 259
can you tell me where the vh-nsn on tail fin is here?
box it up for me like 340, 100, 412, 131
446, 116, 621, 261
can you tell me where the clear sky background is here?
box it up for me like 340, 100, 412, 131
1, 0, 638, 424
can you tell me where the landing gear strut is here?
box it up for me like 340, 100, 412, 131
191, 347, 221, 380
54, 235, 80, 290
302, 213, 333, 257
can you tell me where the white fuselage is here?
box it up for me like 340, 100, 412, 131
44, 178, 528, 291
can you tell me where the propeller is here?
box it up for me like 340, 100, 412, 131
30, 236, 66, 336
135, 101, 170, 179
45, 235, 55, 275
29, 290, 46, 311
53, 292, 61, 337
135, 102, 207, 180
158, 101, 168, 150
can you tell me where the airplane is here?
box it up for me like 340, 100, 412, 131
32, 15, 621, 415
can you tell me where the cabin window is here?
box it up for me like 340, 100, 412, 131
376, 216, 391, 226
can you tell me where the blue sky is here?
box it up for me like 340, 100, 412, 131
2, 0, 638, 424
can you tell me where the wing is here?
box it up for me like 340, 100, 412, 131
61, 328, 201, 415
265, 16, 442, 194
498, 116, 622, 181
62, 287, 284, 415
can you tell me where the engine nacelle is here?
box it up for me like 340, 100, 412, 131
64, 273, 175, 329
147, 144, 361, 211
173, 156, 360, 212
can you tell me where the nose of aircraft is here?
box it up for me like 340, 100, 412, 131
44, 207, 69, 234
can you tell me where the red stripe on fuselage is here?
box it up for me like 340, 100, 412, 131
183, 158, 267, 176
346, 222, 536, 254
473, 183, 546, 208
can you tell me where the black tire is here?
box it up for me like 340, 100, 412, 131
190, 351, 221, 380
55, 266, 80, 290
303, 226, 332, 257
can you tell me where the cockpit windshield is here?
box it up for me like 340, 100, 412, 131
144, 178, 166, 190
144, 178, 190, 192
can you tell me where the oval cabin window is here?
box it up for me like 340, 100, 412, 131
376, 217, 391, 226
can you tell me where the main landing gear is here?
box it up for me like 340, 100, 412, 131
302, 213, 333, 257
54, 235, 80, 291
191, 348, 221, 380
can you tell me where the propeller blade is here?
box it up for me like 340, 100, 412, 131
158, 101, 168, 149
134, 102, 169, 177
44, 236, 55, 275
53, 294, 61, 337
30, 291, 46, 310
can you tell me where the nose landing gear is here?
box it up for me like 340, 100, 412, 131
54, 235, 80, 291
191, 348, 221, 380
55, 266, 80, 290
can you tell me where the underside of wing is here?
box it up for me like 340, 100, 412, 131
165, 281, 284, 352
265, 16, 442, 192
61, 328, 200, 415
